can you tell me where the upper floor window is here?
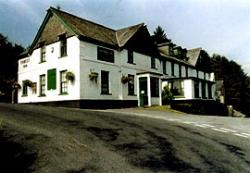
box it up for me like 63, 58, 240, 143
40, 45, 46, 63
59, 34, 67, 57
127, 50, 134, 64
179, 64, 182, 77
185, 66, 188, 77
171, 62, 175, 76
151, 57, 156, 69
163, 61, 166, 74
97, 47, 114, 63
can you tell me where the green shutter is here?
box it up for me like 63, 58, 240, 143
47, 69, 56, 90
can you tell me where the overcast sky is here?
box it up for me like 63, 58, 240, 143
1, 0, 250, 74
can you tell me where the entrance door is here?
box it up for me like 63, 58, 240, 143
139, 77, 148, 106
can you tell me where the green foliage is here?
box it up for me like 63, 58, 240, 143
211, 54, 250, 116
162, 85, 174, 105
152, 26, 170, 44
0, 33, 24, 102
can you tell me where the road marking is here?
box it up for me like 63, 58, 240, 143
212, 128, 229, 133
168, 119, 179, 122
183, 121, 195, 124
194, 124, 209, 128
241, 133, 250, 137
220, 128, 237, 133
201, 124, 215, 128
234, 133, 250, 138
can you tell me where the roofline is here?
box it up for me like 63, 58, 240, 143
116, 23, 145, 47
49, 7, 116, 32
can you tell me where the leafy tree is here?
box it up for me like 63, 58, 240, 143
210, 54, 250, 116
152, 26, 171, 44
0, 33, 24, 102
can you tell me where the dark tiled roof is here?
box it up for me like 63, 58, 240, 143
50, 7, 144, 48
116, 23, 144, 47
186, 48, 202, 66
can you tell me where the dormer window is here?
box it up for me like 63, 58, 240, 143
59, 34, 67, 57
127, 50, 134, 64
40, 43, 46, 63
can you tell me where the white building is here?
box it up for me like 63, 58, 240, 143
18, 7, 215, 108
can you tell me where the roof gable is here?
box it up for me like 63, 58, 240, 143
28, 7, 152, 54
187, 48, 202, 66
116, 23, 144, 47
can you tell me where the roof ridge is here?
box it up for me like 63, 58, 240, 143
49, 7, 116, 32
116, 22, 144, 31
115, 23, 145, 47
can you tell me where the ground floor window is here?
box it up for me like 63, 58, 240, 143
101, 71, 109, 94
150, 77, 159, 97
170, 80, 184, 96
128, 74, 134, 95
208, 83, 212, 99
22, 81, 28, 96
194, 80, 199, 98
39, 74, 46, 96
201, 82, 206, 98
60, 70, 68, 94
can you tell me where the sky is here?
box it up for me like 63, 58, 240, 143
1, 0, 250, 75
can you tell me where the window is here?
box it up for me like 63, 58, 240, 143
60, 70, 68, 94
97, 47, 114, 63
151, 57, 156, 69
150, 77, 159, 97
171, 62, 175, 76
201, 82, 206, 98
22, 81, 28, 96
47, 69, 56, 90
59, 34, 67, 57
194, 80, 199, 98
32, 83, 37, 94
101, 71, 109, 94
128, 74, 135, 95
170, 80, 184, 96
185, 66, 188, 77
40, 45, 46, 62
179, 64, 182, 77
163, 61, 166, 74
39, 74, 46, 96
127, 50, 134, 64
208, 83, 212, 99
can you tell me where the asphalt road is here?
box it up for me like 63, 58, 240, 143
0, 103, 250, 173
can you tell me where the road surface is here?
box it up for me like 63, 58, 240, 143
0, 103, 249, 173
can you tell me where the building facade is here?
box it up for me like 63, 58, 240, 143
18, 7, 215, 108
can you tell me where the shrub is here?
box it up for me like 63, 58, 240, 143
162, 85, 174, 105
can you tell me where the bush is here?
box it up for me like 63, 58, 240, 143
162, 85, 174, 105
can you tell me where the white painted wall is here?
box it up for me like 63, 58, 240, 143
79, 41, 159, 101
18, 36, 216, 105
18, 36, 80, 103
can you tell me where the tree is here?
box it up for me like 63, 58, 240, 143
0, 33, 24, 102
152, 26, 170, 44
210, 54, 250, 116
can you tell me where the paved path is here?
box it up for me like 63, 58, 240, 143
97, 108, 250, 139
